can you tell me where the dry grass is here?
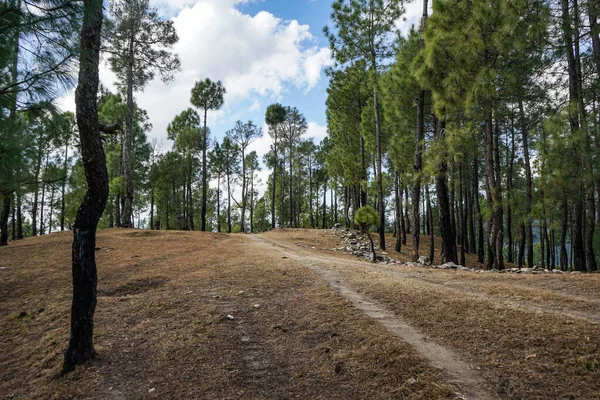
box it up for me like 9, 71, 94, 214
0, 229, 457, 399
264, 229, 600, 400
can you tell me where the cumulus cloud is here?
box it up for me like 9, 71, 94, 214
395, 0, 431, 36
57, 0, 332, 144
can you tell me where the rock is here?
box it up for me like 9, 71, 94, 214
149, 388, 157, 394
237, 291, 245, 296
253, 304, 260, 309
552, 269, 564, 274
226, 315, 235, 320
417, 256, 431, 266
440, 262, 460, 269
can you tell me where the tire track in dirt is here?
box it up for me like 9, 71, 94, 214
272, 240, 600, 325
252, 235, 494, 400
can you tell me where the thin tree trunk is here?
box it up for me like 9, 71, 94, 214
227, 173, 232, 233
121, 36, 135, 228
0, 195, 10, 246
115, 195, 120, 228
474, 156, 484, 263
436, 119, 457, 263
188, 161, 194, 231
426, 184, 434, 263
217, 175, 221, 232
411, 87, 424, 261
519, 223, 526, 268
250, 171, 254, 233
309, 159, 315, 228
562, 0, 587, 271
550, 228, 556, 270
166, 195, 170, 230
11, 195, 16, 241
507, 118, 516, 263
404, 187, 411, 235
373, 88, 385, 250
40, 153, 49, 235
201, 109, 208, 231
360, 136, 367, 207
63, 0, 107, 372
520, 98, 534, 269
459, 164, 466, 266
484, 113, 503, 270
61, 141, 69, 231
16, 192, 23, 239
468, 166, 476, 255
289, 147, 294, 228
49, 185, 55, 233
150, 189, 154, 230
281, 155, 285, 227
561, 198, 569, 270
589, 0, 600, 74
322, 180, 327, 229
395, 170, 402, 253
241, 148, 247, 233
271, 142, 277, 229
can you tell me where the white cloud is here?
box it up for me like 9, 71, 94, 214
306, 121, 327, 141
57, 0, 332, 145
395, 0, 431, 36
140, 1, 331, 141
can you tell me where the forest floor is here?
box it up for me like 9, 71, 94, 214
1, 228, 599, 399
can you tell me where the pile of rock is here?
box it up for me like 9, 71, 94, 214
330, 227, 575, 274
331, 228, 393, 263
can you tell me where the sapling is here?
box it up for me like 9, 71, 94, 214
354, 205, 379, 263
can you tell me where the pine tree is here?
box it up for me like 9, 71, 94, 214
191, 79, 226, 231
106, 0, 179, 228
325, 0, 405, 250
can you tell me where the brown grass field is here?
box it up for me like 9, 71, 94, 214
1, 228, 599, 399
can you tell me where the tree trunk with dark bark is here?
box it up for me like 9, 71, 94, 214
121, 35, 135, 228
395, 170, 402, 253
16, 193, 22, 239
1, 195, 10, 246
201, 110, 208, 231
373, 88, 385, 250
426, 184, 434, 263
63, 0, 107, 373
412, 87, 424, 261
561, 198, 569, 270
484, 114, 503, 270
435, 120, 457, 263
474, 156, 484, 263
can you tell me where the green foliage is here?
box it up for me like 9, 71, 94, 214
324, 0, 404, 70
354, 205, 379, 230
106, 0, 180, 90
190, 79, 226, 113
167, 108, 202, 152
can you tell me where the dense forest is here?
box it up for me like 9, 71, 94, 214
2, 0, 600, 276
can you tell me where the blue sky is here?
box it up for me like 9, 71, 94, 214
238, 0, 334, 127
57, 0, 425, 193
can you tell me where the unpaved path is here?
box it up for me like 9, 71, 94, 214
265, 237, 600, 325
252, 235, 494, 400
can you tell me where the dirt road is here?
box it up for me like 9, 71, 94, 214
1, 228, 599, 399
